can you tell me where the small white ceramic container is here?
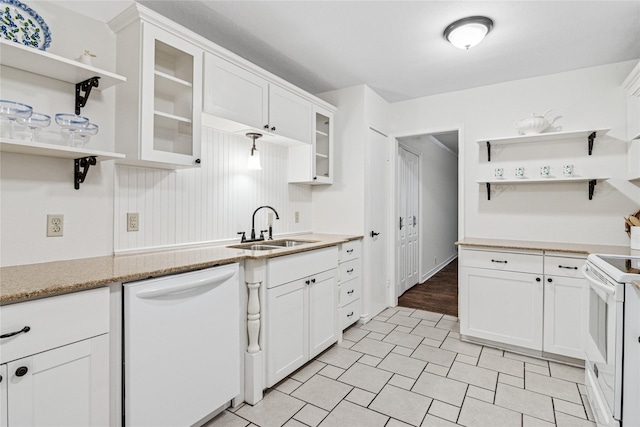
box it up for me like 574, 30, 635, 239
563, 164, 574, 176
515, 167, 525, 178
494, 168, 504, 178
540, 165, 551, 177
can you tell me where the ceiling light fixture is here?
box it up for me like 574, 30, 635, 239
443, 16, 493, 50
246, 132, 262, 171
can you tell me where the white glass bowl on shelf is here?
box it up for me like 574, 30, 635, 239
74, 123, 99, 147
55, 113, 89, 146
16, 112, 51, 141
0, 100, 33, 139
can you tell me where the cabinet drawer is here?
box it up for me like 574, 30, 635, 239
544, 255, 586, 278
339, 259, 360, 282
340, 276, 361, 306
0, 287, 109, 364
460, 248, 542, 274
267, 246, 338, 288
341, 299, 361, 330
339, 240, 361, 262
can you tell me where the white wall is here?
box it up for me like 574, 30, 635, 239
392, 61, 639, 247
114, 128, 312, 253
1, 3, 117, 266
400, 137, 458, 282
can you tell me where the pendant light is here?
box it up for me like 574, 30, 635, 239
443, 16, 493, 50
246, 132, 262, 171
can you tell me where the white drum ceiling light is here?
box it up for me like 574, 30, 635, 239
443, 16, 494, 50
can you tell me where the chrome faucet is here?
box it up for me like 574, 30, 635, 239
250, 205, 280, 240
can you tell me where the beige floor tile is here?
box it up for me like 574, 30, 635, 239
421, 414, 459, 427
420, 320, 438, 328
291, 375, 352, 411
481, 346, 504, 357
411, 323, 449, 341
413, 372, 468, 406
338, 362, 394, 393
387, 419, 415, 427
396, 307, 417, 315
343, 326, 369, 342
455, 353, 478, 366
318, 401, 388, 427
494, 382, 554, 422
283, 419, 306, 427
422, 337, 445, 348
411, 344, 457, 367
275, 378, 303, 394
443, 315, 458, 322
522, 415, 555, 427
293, 404, 329, 427
526, 363, 550, 376
388, 374, 416, 390
359, 354, 382, 366
503, 351, 548, 367
383, 330, 424, 349
549, 361, 585, 384
380, 308, 399, 317
392, 345, 414, 356
498, 372, 524, 388
457, 397, 521, 427
410, 310, 444, 322
424, 363, 450, 377
374, 315, 391, 322
428, 400, 460, 423
395, 325, 414, 334
369, 384, 432, 426
478, 352, 524, 378
338, 339, 355, 349
553, 398, 587, 419
555, 411, 597, 427
435, 319, 460, 333
344, 387, 376, 407
525, 371, 582, 404
440, 337, 482, 358
378, 352, 427, 379
368, 332, 387, 341
360, 319, 396, 335
351, 337, 395, 358
448, 331, 461, 339
291, 360, 326, 382
318, 365, 346, 380
466, 385, 495, 403
203, 410, 249, 427
316, 346, 362, 370
447, 361, 498, 391
236, 390, 305, 427
387, 314, 422, 328
581, 393, 595, 421
578, 383, 587, 395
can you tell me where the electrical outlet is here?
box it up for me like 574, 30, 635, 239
127, 213, 139, 232
294, 211, 300, 223
268, 212, 274, 226
47, 214, 64, 237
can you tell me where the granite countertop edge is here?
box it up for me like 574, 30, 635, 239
1, 234, 363, 305
456, 237, 630, 256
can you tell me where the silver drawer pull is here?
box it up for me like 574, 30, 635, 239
558, 265, 578, 270
347, 311, 354, 317
347, 268, 354, 274
346, 249, 354, 254
1, 326, 30, 339
491, 259, 507, 264
347, 289, 354, 295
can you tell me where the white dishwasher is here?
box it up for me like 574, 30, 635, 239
123, 263, 240, 427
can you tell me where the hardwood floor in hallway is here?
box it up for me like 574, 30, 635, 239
398, 258, 458, 316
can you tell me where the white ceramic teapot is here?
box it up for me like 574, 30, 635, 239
515, 110, 552, 135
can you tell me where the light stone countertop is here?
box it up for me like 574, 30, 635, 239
0, 233, 362, 305
456, 237, 630, 255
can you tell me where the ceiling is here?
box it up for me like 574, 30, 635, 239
58, 1, 640, 103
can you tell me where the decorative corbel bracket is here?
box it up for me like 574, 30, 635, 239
75, 77, 100, 115
74, 156, 97, 190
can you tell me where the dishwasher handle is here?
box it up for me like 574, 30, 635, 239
135, 270, 235, 299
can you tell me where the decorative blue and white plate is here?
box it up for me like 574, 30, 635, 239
0, 0, 51, 50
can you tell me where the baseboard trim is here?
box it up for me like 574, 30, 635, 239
419, 253, 458, 284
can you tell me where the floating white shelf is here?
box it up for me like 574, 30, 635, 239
0, 138, 125, 161
0, 39, 126, 89
476, 128, 611, 161
154, 111, 192, 124
477, 177, 610, 201
315, 153, 328, 159
316, 130, 328, 137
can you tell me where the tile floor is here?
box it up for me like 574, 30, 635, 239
205, 307, 595, 427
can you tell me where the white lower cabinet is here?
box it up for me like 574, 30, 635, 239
0, 287, 109, 426
265, 248, 338, 387
460, 248, 587, 359
338, 240, 362, 330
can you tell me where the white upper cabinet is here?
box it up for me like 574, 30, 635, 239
114, 20, 203, 168
288, 105, 334, 184
623, 61, 640, 180
202, 52, 313, 145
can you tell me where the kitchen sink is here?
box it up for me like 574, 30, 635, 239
228, 239, 318, 251
266, 240, 316, 247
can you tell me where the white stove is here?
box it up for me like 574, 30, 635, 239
583, 254, 640, 427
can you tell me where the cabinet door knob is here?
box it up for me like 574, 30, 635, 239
15, 366, 28, 377
536, 277, 541, 282
547, 278, 553, 283
347, 268, 354, 274
346, 249, 354, 254
347, 289, 354, 295
305, 280, 310, 285
347, 311, 354, 317
195, 158, 201, 164
311, 278, 316, 284
264, 124, 269, 129
271, 126, 276, 131
0, 374, 2, 383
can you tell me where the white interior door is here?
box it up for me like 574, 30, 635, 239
365, 128, 390, 319
396, 147, 408, 295
396, 146, 420, 297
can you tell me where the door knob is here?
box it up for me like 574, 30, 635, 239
370, 231, 380, 238
15, 366, 28, 377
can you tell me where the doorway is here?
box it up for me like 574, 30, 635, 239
394, 130, 460, 314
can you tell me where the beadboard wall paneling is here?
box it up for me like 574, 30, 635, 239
114, 128, 312, 252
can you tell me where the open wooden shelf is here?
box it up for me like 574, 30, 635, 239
0, 138, 125, 161
477, 177, 610, 201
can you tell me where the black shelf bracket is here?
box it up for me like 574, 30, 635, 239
486, 141, 491, 162
588, 179, 597, 200
75, 77, 100, 115
587, 131, 596, 155
74, 156, 97, 190
486, 182, 491, 200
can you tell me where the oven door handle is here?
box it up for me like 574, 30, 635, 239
581, 265, 615, 296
